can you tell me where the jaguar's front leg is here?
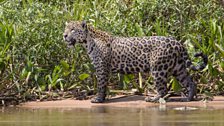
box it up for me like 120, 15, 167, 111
91, 68, 109, 103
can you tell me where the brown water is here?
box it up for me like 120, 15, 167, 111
0, 106, 224, 126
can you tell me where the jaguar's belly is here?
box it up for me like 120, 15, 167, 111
111, 63, 151, 74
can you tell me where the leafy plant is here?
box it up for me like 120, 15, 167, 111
0, 21, 14, 89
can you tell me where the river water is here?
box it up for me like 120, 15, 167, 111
0, 106, 224, 126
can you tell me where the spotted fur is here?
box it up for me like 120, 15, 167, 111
63, 21, 208, 103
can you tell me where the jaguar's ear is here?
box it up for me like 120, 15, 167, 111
82, 20, 87, 31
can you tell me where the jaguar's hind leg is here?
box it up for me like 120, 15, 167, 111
173, 65, 196, 101
145, 71, 168, 102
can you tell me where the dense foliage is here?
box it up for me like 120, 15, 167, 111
0, 0, 224, 104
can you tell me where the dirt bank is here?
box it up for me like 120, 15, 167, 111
20, 95, 224, 109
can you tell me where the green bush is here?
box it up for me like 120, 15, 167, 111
0, 0, 224, 101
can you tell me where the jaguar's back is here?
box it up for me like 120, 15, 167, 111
110, 36, 181, 74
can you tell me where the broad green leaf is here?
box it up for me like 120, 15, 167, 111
79, 73, 90, 81
63, 71, 70, 77
60, 60, 69, 70
135, 23, 144, 36
123, 74, 135, 84
171, 77, 182, 92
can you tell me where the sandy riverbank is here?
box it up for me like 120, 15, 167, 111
20, 95, 224, 109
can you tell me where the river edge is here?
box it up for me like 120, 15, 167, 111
19, 95, 224, 109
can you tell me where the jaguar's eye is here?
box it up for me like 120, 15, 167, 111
71, 29, 75, 33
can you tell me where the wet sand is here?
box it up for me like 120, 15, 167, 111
20, 95, 224, 109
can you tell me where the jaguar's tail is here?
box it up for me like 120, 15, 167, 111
186, 52, 208, 71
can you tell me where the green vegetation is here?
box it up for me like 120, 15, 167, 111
0, 0, 224, 105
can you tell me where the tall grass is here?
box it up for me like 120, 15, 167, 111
0, 0, 224, 103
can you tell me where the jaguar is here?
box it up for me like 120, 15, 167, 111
63, 21, 208, 103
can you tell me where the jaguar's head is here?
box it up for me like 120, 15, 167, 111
63, 21, 88, 47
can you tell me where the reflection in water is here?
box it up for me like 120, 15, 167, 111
0, 106, 224, 126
